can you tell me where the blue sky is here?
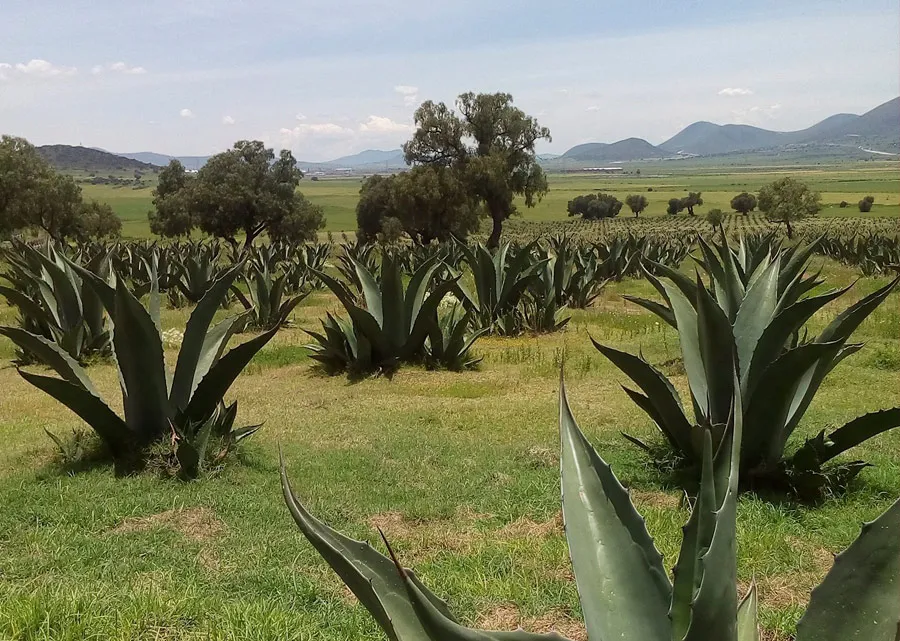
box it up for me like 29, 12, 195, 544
2, 0, 898, 161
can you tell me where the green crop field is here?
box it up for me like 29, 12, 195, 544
79, 160, 900, 239
0, 260, 898, 640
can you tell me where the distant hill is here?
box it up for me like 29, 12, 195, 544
37, 145, 157, 172
561, 137, 666, 162
298, 149, 407, 171
116, 151, 211, 169
660, 97, 900, 156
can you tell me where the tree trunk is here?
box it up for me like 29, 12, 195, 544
785, 220, 793, 239
487, 215, 502, 250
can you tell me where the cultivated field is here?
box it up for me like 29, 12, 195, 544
79, 161, 900, 237
0, 255, 898, 639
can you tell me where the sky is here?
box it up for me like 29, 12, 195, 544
2, 0, 898, 161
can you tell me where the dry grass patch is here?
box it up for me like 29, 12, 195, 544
111, 507, 225, 542
476, 604, 587, 640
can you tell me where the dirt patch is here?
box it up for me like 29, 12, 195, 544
367, 507, 490, 553
477, 604, 587, 640
631, 490, 682, 510
111, 507, 225, 542
524, 446, 558, 468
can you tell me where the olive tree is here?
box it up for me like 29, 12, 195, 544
758, 177, 821, 238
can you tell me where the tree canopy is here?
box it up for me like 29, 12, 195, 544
730, 191, 757, 215
666, 198, 685, 216
149, 141, 325, 249
682, 191, 703, 216
567, 193, 622, 220
758, 177, 821, 238
356, 167, 480, 244
858, 195, 875, 213
403, 92, 551, 248
0, 135, 121, 241
624, 194, 649, 217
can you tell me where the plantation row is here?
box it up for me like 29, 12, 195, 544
1, 229, 899, 639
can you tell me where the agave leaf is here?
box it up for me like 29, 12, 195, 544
346, 305, 391, 358
660, 279, 709, 420
559, 372, 672, 641
817, 276, 899, 345
623, 295, 677, 329
404, 256, 441, 334
796, 498, 900, 641
182, 322, 281, 424
111, 278, 171, 440
0, 286, 55, 328
170, 262, 246, 411
695, 276, 735, 426
815, 408, 900, 465
17, 369, 131, 457
0, 327, 96, 393
744, 285, 850, 398
593, 340, 695, 455
280, 456, 457, 641
733, 257, 779, 384
354, 257, 385, 326
33, 248, 83, 330
736, 584, 759, 641
405, 278, 461, 361
379, 254, 407, 350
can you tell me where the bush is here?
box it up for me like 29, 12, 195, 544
567, 193, 622, 219
840, 201, 849, 208
859, 199, 873, 213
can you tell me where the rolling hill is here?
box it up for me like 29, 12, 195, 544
660, 97, 899, 156
561, 137, 666, 162
37, 145, 157, 172
116, 151, 211, 169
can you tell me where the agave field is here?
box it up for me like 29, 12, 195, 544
0, 228, 898, 640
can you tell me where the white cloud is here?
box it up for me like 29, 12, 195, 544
718, 87, 754, 96
222, 115, 235, 125
586, 105, 601, 112
279, 122, 355, 140
180, 108, 195, 118
0, 59, 77, 79
295, 112, 307, 121
109, 61, 147, 74
358, 115, 414, 134
91, 65, 104, 75
732, 103, 782, 125
394, 84, 419, 106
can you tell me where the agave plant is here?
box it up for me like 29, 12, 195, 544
0, 240, 112, 364
280, 373, 900, 641
522, 255, 571, 333
597, 234, 900, 494
173, 401, 262, 479
0, 259, 279, 473
169, 242, 224, 305
455, 239, 547, 336
307, 254, 460, 374
424, 298, 487, 370
232, 264, 307, 331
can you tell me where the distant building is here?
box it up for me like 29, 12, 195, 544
581, 167, 624, 173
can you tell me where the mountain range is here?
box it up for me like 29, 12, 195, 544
34, 97, 898, 173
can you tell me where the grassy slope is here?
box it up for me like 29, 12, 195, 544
0, 263, 898, 640
78, 162, 900, 238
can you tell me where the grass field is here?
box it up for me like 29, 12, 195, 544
80, 161, 900, 238
0, 259, 898, 640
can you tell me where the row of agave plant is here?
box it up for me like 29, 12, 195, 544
814, 231, 900, 276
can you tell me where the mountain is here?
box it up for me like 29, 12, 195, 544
37, 145, 156, 172
117, 152, 211, 169
327, 149, 404, 166
660, 97, 899, 156
561, 137, 666, 162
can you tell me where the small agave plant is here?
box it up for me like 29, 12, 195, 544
1, 257, 279, 475
232, 264, 307, 331
281, 368, 900, 640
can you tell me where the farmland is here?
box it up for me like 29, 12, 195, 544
79, 161, 900, 237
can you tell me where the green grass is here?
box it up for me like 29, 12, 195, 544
75, 161, 900, 238
0, 262, 898, 640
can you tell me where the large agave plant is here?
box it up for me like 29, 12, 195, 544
425, 298, 487, 370
232, 264, 307, 331
596, 234, 900, 494
169, 242, 224, 305
0, 241, 112, 364
280, 373, 900, 640
455, 239, 547, 336
307, 254, 461, 374
0, 259, 279, 473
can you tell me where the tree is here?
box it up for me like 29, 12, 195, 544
403, 92, 551, 248
757, 177, 821, 239
567, 193, 622, 219
356, 167, 480, 244
150, 141, 325, 249
730, 191, 757, 215
682, 191, 703, 216
858, 195, 875, 213
666, 198, 685, 215
624, 194, 649, 217
149, 160, 196, 237
706, 207, 725, 237
78, 201, 122, 239
22, 173, 84, 240
0, 136, 52, 236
